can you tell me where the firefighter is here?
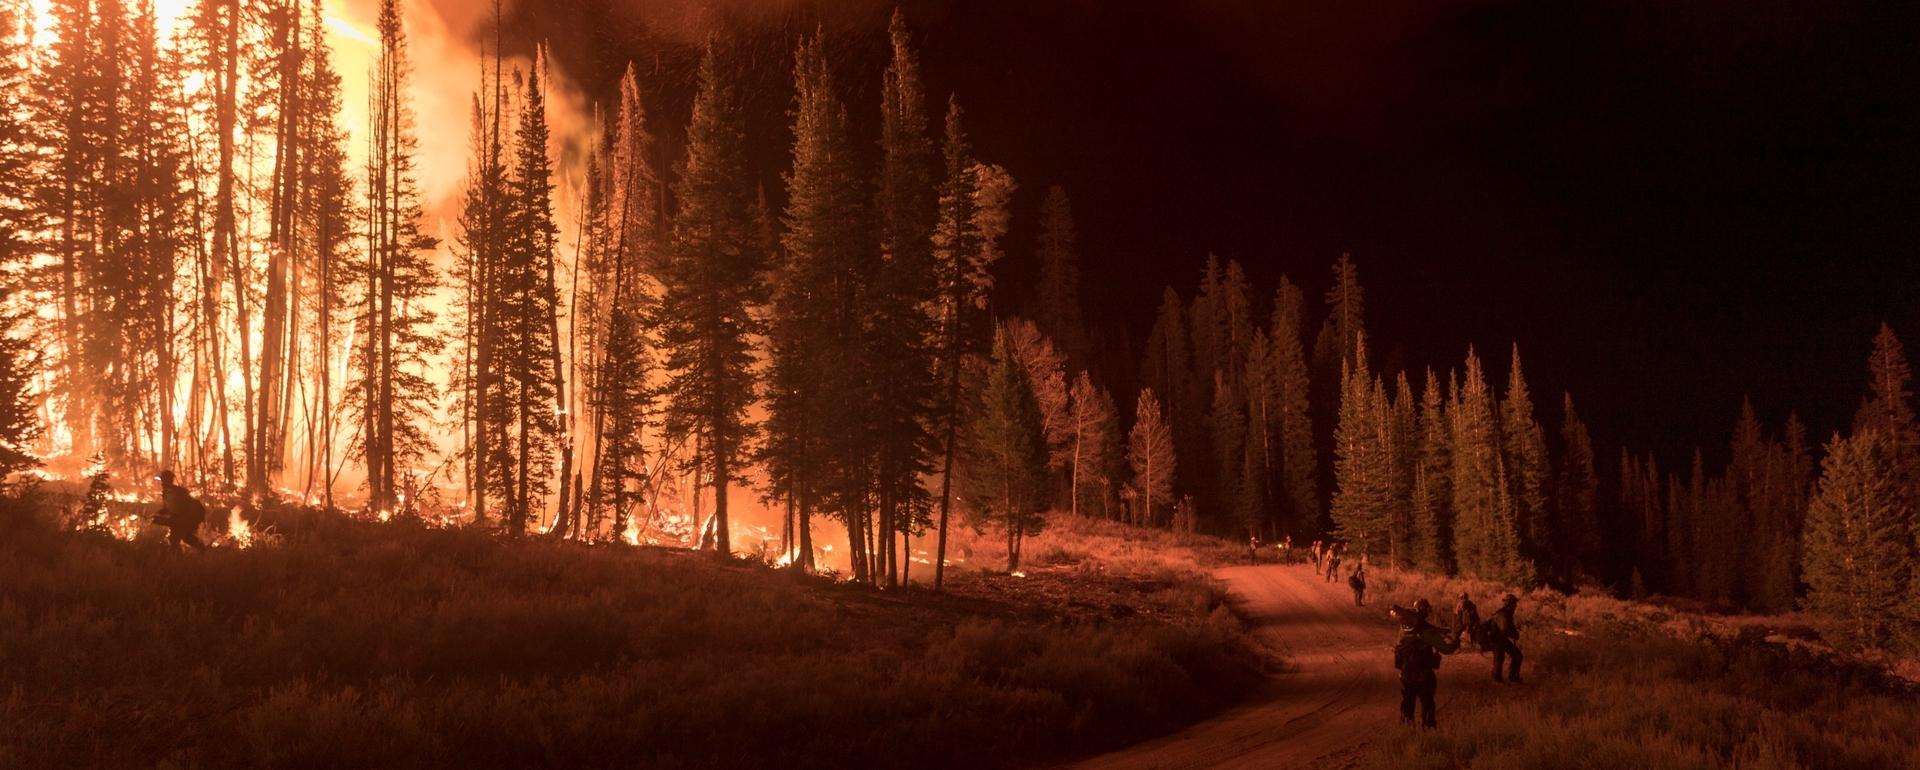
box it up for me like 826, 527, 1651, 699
1454, 592, 1482, 648
1392, 598, 1442, 727
1348, 563, 1368, 606
152, 470, 207, 552
1487, 593, 1524, 683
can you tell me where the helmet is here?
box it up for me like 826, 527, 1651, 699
157, 469, 175, 484
1412, 598, 1431, 618
1502, 593, 1519, 606
1459, 592, 1471, 601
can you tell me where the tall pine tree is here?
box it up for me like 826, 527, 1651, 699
1032, 185, 1089, 373
657, 40, 768, 558
1802, 428, 1912, 649
964, 326, 1050, 571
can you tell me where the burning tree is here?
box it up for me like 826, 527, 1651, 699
354, 0, 442, 515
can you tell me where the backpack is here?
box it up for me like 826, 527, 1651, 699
164, 485, 207, 526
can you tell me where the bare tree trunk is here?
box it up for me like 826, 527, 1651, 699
797, 489, 814, 571
933, 312, 963, 591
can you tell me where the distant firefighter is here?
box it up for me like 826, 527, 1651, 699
152, 470, 207, 552
1348, 564, 1367, 606
1484, 593, 1524, 683
1325, 549, 1341, 583
1454, 592, 1482, 648
1311, 539, 1325, 574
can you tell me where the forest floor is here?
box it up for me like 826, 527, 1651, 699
0, 501, 1261, 770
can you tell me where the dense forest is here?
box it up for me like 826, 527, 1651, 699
0, 0, 1915, 652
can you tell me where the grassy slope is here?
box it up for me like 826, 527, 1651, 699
0, 509, 1257, 770
1363, 569, 1920, 770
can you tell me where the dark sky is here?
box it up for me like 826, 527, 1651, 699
516, 0, 1920, 467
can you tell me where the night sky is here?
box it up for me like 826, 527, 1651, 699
512, 0, 1920, 467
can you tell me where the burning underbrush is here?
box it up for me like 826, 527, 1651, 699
0, 503, 1261, 770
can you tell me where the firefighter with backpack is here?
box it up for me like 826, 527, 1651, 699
152, 470, 207, 552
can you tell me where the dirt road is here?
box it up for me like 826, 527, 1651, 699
1072, 562, 1472, 769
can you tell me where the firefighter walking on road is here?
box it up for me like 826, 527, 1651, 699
1393, 598, 1443, 728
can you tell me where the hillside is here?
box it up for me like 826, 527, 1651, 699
0, 508, 1259, 770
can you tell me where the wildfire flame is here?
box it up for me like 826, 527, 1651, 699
223, 507, 254, 548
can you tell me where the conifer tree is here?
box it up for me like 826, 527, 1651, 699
1189, 255, 1225, 390
1501, 345, 1551, 565
34, 0, 100, 456
249, 0, 309, 496
1128, 387, 1176, 526
1331, 333, 1391, 555
1452, 347, 1528, 582
964, 326, 1049, 571
768, 32, 895, 581
1006, 317, 1072, 476
1243, 328, 1279, 530
927, 95, 1016, 586
1032, 186, 1090, 372
657, 39, 768, 558
0, 327, 34, 484
33, 0, 167, 471
0, 0, 32, 302
451, 9, 508, 523
1142, 286, 1205, 509
1847, 325, 1920, 640
294, 0, 356, 509
1387, 372, 1416, 565
490, 51, 567, 535
1236, 399, 1270, 539
1210, 372, 1245, 535
0, 0, 34, 483
869, 10, 939, 582
1411, 369, 1451, 571
1270, 277, 1316, 534
580, 61, 665, 537
1556, 392, 1600, 576
1856, 323, 1917, 441
1802, 428, 1912, 649
593, 306, 652, 539
1324, 252, 1365, 368
356, 0, 442, 513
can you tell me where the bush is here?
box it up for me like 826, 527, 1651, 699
1369, 597, 1920, 770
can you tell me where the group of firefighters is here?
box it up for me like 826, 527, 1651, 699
1252, 533, 1527, 729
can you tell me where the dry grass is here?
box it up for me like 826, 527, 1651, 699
0, 506, 1259, 770
1362, 567, 1920, 770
